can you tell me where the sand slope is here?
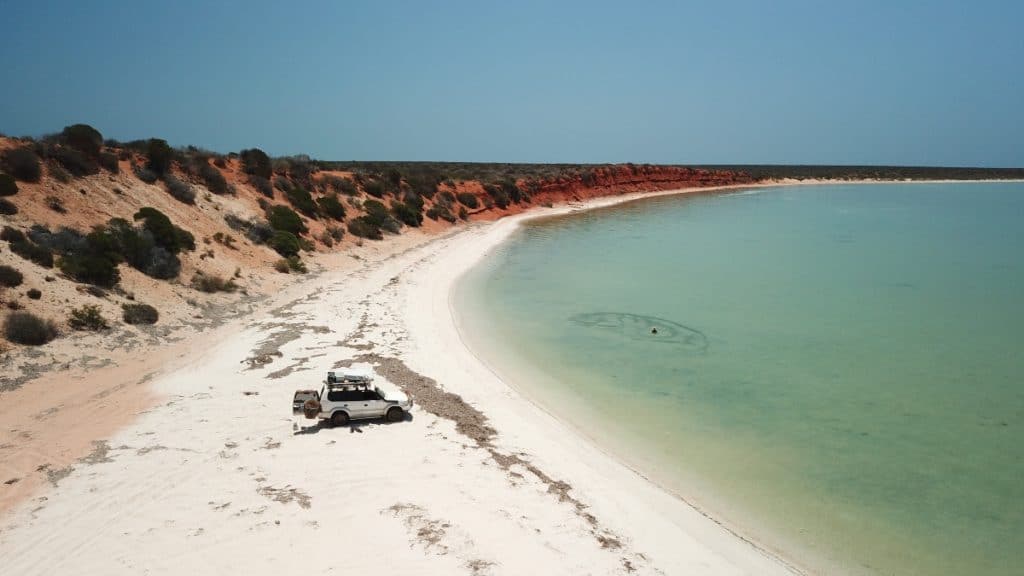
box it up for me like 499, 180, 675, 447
0, 190, 800, 575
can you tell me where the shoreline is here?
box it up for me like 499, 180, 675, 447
430, 176, 1024, 576
1, 177, 1018, 574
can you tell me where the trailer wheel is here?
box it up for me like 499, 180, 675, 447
331, 411, 349, 427
386, 407, 404, 422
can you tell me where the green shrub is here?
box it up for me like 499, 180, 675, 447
27, 288, 41, 300
48, 162, 71, 183
146, 138, 174, 175
285, 186, 318, 217
426, 204, 456, 223
266, 205, 307, 235
50, 146, 99, 177
60, 124, 103, 158
391, 201, 423, 227
134, 207, 195, 253
98, 152, 119, 173
336, 177, 358, 196
456, 192, 479, 208
248, 175, 274, 198
0, 265, 23, 287
46, 195, 66, 213
327, 225, 344, 241
164, 175, 195, 204
459, 206, 469, 220
485, 183, 511, 209
2, 148, 42, 182
363, 179, 385, 198
191, 273, 237, 293
10, 241, 54, 268
317, 194, 346, 220
68, 304, 109, 331
57, 227, 121, 287
268, 230, 301, 257
0, 174, 17, 196
240, 148, 272, 179
0, 198, 15, 215
26, 226, 86, 255
1, 226, 25, 243
347, 216, 383, 240
3, 311, 59, 345
362, 199, 389, 226
274, 176, 291, 192
122, 303, 159, 325
286, 255, 307, 273
274, 255, 308, 274
133, 165, 158, 184
199, 163, 229, 194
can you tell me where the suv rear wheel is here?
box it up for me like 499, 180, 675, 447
386, 407, 404, 422
331, 411, 349, 427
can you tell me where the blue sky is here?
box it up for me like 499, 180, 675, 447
1, 0, 1021, 166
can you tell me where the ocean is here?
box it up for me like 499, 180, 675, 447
454, 182, 1024, 576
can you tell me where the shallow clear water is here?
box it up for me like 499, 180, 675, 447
455, 183, 1024, 576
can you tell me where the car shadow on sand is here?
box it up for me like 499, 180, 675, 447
293, 412, 414, 436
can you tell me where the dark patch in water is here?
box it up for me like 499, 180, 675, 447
569, 312, 708, 352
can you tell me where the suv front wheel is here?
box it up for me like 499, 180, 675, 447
386, 407, 404, 422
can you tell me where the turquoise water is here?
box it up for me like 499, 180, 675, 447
455, 183, 1024, 576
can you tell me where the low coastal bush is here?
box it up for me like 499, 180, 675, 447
268, 230, 301, 257
10, 240, 54, 268
122, 303, 159, 325
0, 265, 23, 287
68, 304, 110, 331
391, 200, 423, 227
0, 198, 16, 215
426, 204, 456, 223
347, 216, 383, 240
48, 162, 71, 183
50, 146, 99, 177
133, 165, 159, 184
0, 174, 18, 196
165, 175, 195, 204
274, 256, 307, 274
1, 226, 25, 243
363, 179, 385, 198
484, 183, 511, 209
317, 194, 346, 220
98, 152, 120, 173
2, 148, 42, 182
456, 192, 479, 208
60, 124, 103, 158
240, 148, 272, 179
27, 288, 41, 300
28, 226, 87, 256
199, 163, 229, 194
3, 311, 60, 345
285, 186, 318, 217
248, 175, 274, 198
191, 273, 237, 293
266, 205, 307, 235
146, 138, 174, 175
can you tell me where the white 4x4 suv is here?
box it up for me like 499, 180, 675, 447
294, 370, 412, 426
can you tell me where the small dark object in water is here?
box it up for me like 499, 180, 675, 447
569, 312, 709, 352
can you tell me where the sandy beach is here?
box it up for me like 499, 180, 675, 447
0, 182, 817, 575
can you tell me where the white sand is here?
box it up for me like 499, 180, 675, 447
0, 185, 805, 575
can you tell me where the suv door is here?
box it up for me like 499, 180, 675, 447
358, 390, 388, 419
325, 388, 362, 417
